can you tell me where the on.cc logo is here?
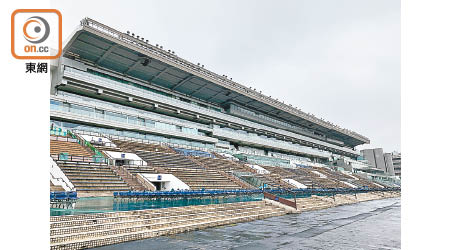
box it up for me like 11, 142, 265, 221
23, 16, 50, 44
11, 9, 62, 60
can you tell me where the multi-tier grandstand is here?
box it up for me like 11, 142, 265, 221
49, 18, 400, 249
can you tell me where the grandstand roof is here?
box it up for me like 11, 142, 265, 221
61, 18, 369, 147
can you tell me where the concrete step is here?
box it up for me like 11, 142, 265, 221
50, 201, 285, 249
51, 205, 268, 238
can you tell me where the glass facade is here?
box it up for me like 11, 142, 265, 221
229, 104, 325, 140
57, 91, 209, 130
50, 120, 215, 150
63, 67, 357, 156
51, 95, 205, 139
213, 125, 331, 158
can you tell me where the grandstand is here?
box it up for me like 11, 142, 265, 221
46, 17, 403, 250
49, 17, 394, 195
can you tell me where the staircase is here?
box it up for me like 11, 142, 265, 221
110, 165, 147, 191
190, 156, 253, 189
50, 201, 286, 250
120, 146, 244, 190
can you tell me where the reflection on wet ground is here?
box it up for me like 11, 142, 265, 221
94, 197, 400, 250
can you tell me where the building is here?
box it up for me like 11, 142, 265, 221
50, 18, 370, 168
392, 152, 401, 177
384, 153, 395, 176
361, 148, 400, 177
361, 148, 387, 172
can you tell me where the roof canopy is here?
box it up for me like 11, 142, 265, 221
61, 18, 369, 147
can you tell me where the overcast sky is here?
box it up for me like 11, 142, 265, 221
51, 0, 400, 153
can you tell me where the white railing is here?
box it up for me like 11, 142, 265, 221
50, 157, 75, 191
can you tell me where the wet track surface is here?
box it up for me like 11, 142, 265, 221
94, 197, 400, 250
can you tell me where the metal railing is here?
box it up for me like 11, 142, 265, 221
50, 135, 78, 143
51, 154, 107, 164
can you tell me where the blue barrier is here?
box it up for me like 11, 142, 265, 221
50, 191, 78, 201
113, 187, 400, 199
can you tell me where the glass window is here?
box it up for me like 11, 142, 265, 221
128, 116, 138, 125
50, 100, 61, 111
106, 111, 127, 123
95, 109, 105, 119
138, 118, 145, 127
156, 122, 176, 131
145, 119, 155, 128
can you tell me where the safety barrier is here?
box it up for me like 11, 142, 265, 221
114, 189, 263, 199
51, 154, 108, 164
50, 191, 78, 201
172, 148, 214, 158
113, 187, 400, 199
50, 128, 67, 137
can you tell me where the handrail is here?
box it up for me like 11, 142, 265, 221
135, 173, 157, 191
111, 165, 150, 191
50, 172, 72, 191
51, 153, 107, 164
50, 135, 78, 143
50, 157, 75, 191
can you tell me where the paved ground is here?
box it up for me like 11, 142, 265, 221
94, 197, 401, 250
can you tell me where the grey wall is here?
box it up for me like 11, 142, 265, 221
373, 148, 386, 172
384, 153, 394, 175
361, 149, 377, 169
393, 154, 401, 177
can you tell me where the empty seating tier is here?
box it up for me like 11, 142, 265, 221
261, 166, 346, 189
51, 136, 93, 157
51, 181, 66, 192
163, 167, 242, 190
122, 165, 158, 175
195, 156, 248, 172
196, 155, 294, 189
56, 162, 131, 192
112, 140, 173, 153
109, 140, 245, 190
